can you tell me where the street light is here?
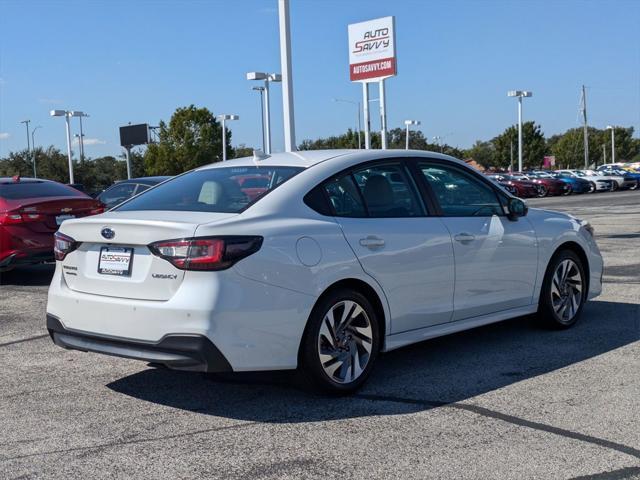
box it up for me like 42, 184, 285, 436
20, 120, 31, 153
217, 114, 239, 161
507, 90, 532, 172
404, 120, 420, 150
333, 99, 362, 149
606, 126, 615, 164
31, 126, 42, 178
50, 109, 75, 183
252, 86, 266, 152
71, 111, 89, 162
247, 72, 281, 154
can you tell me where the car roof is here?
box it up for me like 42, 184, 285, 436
0, 177, 53, 184
195, 149, 464, 171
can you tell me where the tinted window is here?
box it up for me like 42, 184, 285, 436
0, 181, 81, 200
99, 183, 137, 207
117, 166, 302, 213
323, 174, 366, 218
419, 163, 503, 217
352, 164, 423, 217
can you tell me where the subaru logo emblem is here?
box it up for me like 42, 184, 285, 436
101, 227, 115, 240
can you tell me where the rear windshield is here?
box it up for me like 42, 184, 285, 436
0, 181, 80, 200
116, 166, 303, 213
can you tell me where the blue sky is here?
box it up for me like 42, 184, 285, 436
1, 0, 638, 159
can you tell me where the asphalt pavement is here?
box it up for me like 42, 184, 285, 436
1, 190, 639, 479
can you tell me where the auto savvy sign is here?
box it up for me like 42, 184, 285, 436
348, 16, 397, 82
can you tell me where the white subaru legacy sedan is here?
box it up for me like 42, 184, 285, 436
47, 150, 603, 393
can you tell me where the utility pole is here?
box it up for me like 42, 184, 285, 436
581, 85, 589, 168
278, 0, 296, 151
362, 83, 371, 149
602, 144, 606, 166
379, 80, 387, 149
20, 120, 31, 153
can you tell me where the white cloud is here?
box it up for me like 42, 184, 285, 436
0, 132, 10, 140
38, 98, 63, 105
72, 137, 106, 146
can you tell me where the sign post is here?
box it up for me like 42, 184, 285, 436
348, 16, 396, 149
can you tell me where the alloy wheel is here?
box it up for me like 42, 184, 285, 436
550, 259, 583, 323
317, 300, 373, 384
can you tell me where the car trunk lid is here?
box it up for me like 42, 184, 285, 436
59, 211, 235, 300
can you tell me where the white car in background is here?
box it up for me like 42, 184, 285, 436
47, 150, 603, 393
556, 169, 614, 192
579, 170, 625, 191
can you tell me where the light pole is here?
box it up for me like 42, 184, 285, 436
507, 90, 532, 172
218, 114, 239, 161
31, 126, 42, 178
404, 120, 420, 150
606, 126, 615, 164
278, 0, 296, 152
247, 72, 281, 154
252, 86, 266, 152
71, 111, 89, 162
50, 110, 75, 184
333, 98, 361, 149
20, 120, 31, 153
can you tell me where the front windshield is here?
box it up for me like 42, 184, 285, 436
117, 166, 303, 213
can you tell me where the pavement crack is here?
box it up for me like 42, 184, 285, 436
356, 393, 640, 461
1, 421, 259, 462
568, 465, 640, 479
0, 334, 49, 348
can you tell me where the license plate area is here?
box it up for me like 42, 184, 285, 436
98, 247, 134, 276
56, 214, 75, 225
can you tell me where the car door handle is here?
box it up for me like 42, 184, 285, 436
454, 233, 476, 243
359, 236, 385, 248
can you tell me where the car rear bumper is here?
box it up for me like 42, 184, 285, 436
46, 263, 316, 371
0, 250, 53, 269
47, 314, 232, 372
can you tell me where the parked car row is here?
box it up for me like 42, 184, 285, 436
487, 165, 640, 198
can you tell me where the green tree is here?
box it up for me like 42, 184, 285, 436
233, 144, 254, 159
492, 122, 545, 170
464, 140, 495, 169
144, 105, 229, 175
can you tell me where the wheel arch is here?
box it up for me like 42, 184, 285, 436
297, 278, 388, 365
547, 241, 591, 295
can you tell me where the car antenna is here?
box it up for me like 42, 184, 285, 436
252, 149, 270, 163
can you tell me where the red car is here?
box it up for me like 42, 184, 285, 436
487, 174, 543, 198
514, 173, 571, 196
0, 176, 104, 271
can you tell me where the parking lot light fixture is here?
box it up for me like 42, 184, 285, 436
50, 109, 75, 183
247, 72, 281, 154
507, 90, 533, 172
218, 114, 239, 161
71, 111, 89, 162
606, 126, 615, 164
404, 120, 421, 150
252, 87, 266, 152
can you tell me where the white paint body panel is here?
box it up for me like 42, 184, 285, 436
47, 150, 603, 372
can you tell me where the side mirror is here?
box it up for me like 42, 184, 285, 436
507, 197, 527, 220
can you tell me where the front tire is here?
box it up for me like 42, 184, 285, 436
299, 289, 380, 394
536, 185, 548, 197
537, 250, 586, 329
588, 181, 596, 193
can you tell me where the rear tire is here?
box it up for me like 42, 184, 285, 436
588, 182, 596, 193
630, 180, 639, 191
536, 185, 548, 198
562, 185, 572, 196
299, 289, 380, 394
611, 181, 619, 191
537, 250, 586, 329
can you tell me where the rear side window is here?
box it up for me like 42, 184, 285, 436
307, 162, 424, 218
117, 166, 303, 213
0, 181, 81, 200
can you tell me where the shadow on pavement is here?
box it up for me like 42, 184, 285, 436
0, 263, 55, 286
107, 300, 639, 423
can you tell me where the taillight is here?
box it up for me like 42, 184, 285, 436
148, 236, 263, 271
88, 206, 105, 215
0, 211, 45, 225
54, 232, 80, 261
